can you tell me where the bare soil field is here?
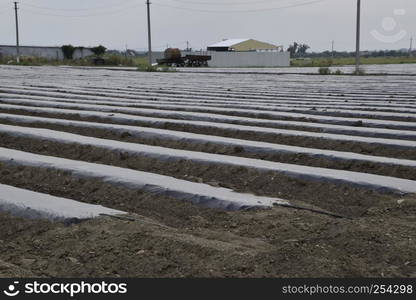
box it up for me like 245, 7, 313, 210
0, 65, 415, 277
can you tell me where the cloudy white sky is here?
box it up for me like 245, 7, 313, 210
0, 0, 414, 52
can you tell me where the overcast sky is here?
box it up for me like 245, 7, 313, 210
0, 0, 414, 52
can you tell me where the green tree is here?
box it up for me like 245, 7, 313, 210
287, 42, 310, 58
287, 42, 299, 57
297, 44, 310, 57
91, 45, 107, 56
61, 45, 75, 60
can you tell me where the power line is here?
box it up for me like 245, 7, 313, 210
18, 0, 328, 16
21, 5, 142, 18
0, 4, 11, 15
153, 0, 326, 13
23, 1, 138, 12
169, 0, 310, 6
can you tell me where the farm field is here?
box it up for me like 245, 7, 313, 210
0, 65, 415, 278
180, 63, 416, 75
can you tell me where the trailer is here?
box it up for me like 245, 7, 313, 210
157, 48, 211, 67
183, 55, 211, 67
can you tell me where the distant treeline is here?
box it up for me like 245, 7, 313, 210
305, 49, 415, 58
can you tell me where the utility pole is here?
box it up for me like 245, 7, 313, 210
355, 0, 361, 74
331, 40, 335, 59
14, 2, 20, 63
410, 37, 413, 57
146, 0, 152, 65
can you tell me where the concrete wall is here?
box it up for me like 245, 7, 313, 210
208, 51, 290, 68
0, 45, 94, 60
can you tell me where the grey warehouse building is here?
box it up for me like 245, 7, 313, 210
0, 45, 94, 60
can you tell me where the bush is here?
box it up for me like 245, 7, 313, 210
0, 55, 17, 64
137, 64, 158, 72
91, 45, 107, 56
334, 69, 343, 75
137, 64, 176, 72
318, 67, 331, 75
61, 45, 75, 60
353, 68, 366, 76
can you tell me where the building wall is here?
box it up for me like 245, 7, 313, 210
73, 48, 94, 59
152, 50, 289, 67
208, 51, 290, 68
0, 45, 94, 60
232, 39, 279, 51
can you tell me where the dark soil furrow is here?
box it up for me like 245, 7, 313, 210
0, 133, 408, 217
1, 112, 416, 161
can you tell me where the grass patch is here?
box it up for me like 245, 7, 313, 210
317, 67, 365, 76
137, 64, 176, 72
318, 67, 331, 75
353, 68, 366, 76
0, 55, 149, 67
292, 56, 416, 67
